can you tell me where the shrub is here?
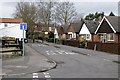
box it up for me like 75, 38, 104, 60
79, 39, 86, 48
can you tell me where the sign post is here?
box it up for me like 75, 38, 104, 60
20, 23, 27, 56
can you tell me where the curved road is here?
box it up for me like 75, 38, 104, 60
26, 43, 118, 79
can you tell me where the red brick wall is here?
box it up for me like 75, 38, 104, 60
93, 34, 100, 42
87, 42, 119, 54
114, 34, 118, 43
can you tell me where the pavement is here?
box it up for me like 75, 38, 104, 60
2, 43, 57, 78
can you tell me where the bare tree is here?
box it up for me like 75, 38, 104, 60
14, 2, 38, 26
55, 2, 77, 25
13, 2, 38, 38
36, 2, 55, 28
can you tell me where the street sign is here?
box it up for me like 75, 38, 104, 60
20, 23, 27, 30
20, 23, 27, 56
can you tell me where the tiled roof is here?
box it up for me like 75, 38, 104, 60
70, 21, 84, 33
105, 16, 120, 32
0, 18, 22, 23
84, 20, 99, 33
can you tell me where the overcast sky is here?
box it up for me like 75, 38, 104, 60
0, 0, 119, 18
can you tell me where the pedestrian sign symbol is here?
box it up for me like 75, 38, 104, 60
20, 23, 27, 30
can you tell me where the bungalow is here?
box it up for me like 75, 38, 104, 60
67, 21, 84, 40
54, 26, 64, 39
79, 20, 99, 42
92, 16, 120, 54
53, 24, 71, 40
95, 16, 120, 43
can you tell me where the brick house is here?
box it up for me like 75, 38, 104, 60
95, 16, 120, 43
79, 20, 99, 41
55, 24, 74, 40
67, 21, 84, 40
55, 26, 65, 39
87, 16, 120, 54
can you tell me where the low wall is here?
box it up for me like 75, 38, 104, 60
87, 42, 119, 54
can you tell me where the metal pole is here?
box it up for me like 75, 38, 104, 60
23, 30, 24, 56
54, 8, 56, 43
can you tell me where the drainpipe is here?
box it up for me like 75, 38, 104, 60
118, 33, 120, 54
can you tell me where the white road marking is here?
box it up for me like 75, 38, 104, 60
103, 59, 111, 61
50, 52, 56, 55
33, 73, 38, 78
43, 72, 51, 78
46, 50, 78, 55
68, 52, 75, 54
58, 52, 63, 54
64, 52, 69, 54
45, 75, 51, 78
43, 72, 49, 75
46, 52, 50, 55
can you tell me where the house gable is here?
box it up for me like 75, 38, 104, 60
79, 23, 90, 34
95, 16, 116, 34
97, 19, 114, 33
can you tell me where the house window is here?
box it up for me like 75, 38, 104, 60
82, 34, 91, 40
108, 33, 114, 41
86, 34, 91, 40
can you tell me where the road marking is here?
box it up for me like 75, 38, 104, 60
43, 72, 51, 78
57, 52, 63, 54
50, 52, 56, 55
103, 59, 111, 61
45, 50, 79, 55
33, 73, 38, 78
46, 51, 49, 52
64, 52, 69, 54
43, 72, 49, 75
68, 52, 75, 54
46, 52, 50, 55
45, 75, 51, 78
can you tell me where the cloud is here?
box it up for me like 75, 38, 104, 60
0, 1, 119, 18
74, 2, 118, 16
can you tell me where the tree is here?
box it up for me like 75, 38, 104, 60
37, 2, 55, 28
109, 12, 115, 16
85, 12, 104, 21
55, 2, 77, 25
13, 2, 38, 38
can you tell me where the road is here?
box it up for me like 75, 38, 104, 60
2, 42, 118, 80
18, 42, 118, 79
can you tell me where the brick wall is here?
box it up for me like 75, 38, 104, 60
87, 42, 119, 54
